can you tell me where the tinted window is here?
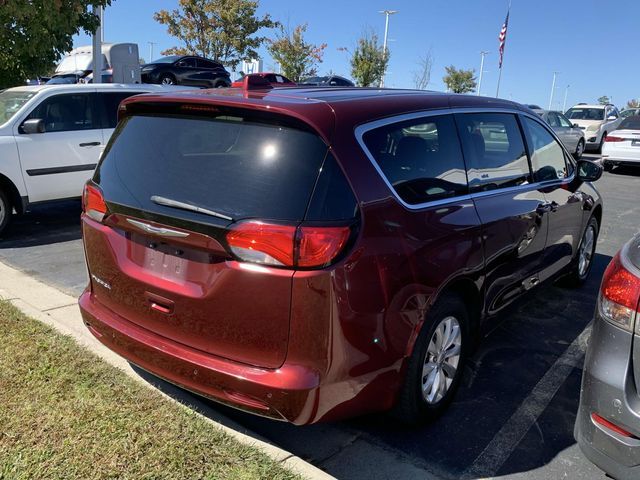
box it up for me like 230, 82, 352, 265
566, 108, 605, 120
456, 113, 530, 192
546, 112, 560, 127
618, 116, 640, 130
99, 92, 139, 129
557, 113, 573, 128
363, 114, 468, 204
26, 93, 95, 132
522, 116, 568, 182
305, 153, 357, 221
177, 58, 196, 68
196, 59, 219, 69
96, 114, 329, 222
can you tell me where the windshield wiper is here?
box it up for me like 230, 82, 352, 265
150, 195, 233, 221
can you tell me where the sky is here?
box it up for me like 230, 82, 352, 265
73, 0, 640, 110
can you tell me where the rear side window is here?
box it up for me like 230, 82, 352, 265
99, 92, 139, 129
362, 114, 468, 205
456, 113, 530, 193
95, 114, 329, 222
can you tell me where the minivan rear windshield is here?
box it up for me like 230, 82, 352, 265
94, 114, 329, 223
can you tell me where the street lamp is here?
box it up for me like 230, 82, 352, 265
148, 42, 158, 62
477, 51, 489, 96
379, 9, 398, 88
548, 71, 560, 110
562, 84, 570, 112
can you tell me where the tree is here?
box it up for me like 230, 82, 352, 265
154, 0, 277, 69
346, 30, 388, 87
267, 23, 326, 82
626, 99, 639, 109
0, 0, 111, 89
442, 66, 477, 94
413, 50, 434, 90
598, 95, 610, 105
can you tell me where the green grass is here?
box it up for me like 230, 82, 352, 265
0, 301, 301, 480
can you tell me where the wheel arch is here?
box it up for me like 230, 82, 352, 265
0, 173, 25, 215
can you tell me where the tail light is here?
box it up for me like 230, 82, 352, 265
591, 413, 639, 439
598, 253, 640, 333
227, 221, 351, 269
604, 135, 625, 142
82, 183, 108, 223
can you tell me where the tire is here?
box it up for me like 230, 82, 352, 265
574, 139, 585, 160
391, 292, 470, 424
159, 73, 176, 85
212, 80, 228, 88
0, 189, 12, 236
560, 216, 599, 287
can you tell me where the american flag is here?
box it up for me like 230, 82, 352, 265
498, 12, 510, 68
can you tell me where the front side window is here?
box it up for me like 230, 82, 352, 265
521, 116, 568, 182
546, 112, 560, 128
456, 113, 530, 193
362, 114, 468, 204
557, 113, 573, 128
26, 93, 94, 132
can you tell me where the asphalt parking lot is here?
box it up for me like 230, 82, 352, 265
1, 154, 638, 479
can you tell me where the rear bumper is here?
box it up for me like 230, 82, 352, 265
602, 157, 640, 167
575, 318, 640, 480
79, 290, 323, 424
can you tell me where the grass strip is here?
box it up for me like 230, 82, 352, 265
0, 301, 301, 480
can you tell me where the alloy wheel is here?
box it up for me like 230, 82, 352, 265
578, 225, 595, 277
422, 316, 462, 404
576, 140, 584, 158
161, 77, 175, 85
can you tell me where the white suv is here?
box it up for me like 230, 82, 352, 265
565, 103, 622, 152
0, 83, 188, 234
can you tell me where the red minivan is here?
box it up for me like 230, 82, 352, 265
80, 86, 603, 424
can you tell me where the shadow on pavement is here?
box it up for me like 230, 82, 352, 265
129, 253, 613, 480
0, 200, 82, 247
609, 165, 640, 177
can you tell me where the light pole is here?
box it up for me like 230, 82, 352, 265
548, 71, 560, 110
148, 42, 157, 62
477, 51, 489, 96
379, 9, 398, 88
562, 84, 570, 112
92, 5, 103, 84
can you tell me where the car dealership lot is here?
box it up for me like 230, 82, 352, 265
0, 155, 638, 479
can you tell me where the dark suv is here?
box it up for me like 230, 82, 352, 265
141, 55, 231, 88
79, 87, 603, 425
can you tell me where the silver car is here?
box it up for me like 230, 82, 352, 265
575, 234, 640, 480
533, 109, 586, 158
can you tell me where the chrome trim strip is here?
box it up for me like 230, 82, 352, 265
125, 218, 190, 238
354, 107, 577, 211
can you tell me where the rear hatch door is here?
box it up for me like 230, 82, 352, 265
85, 106, 332, 368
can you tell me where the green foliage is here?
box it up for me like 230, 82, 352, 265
597, 95, 611, 105
0, 0, 111, 89
442, 65, 477, 94
349, 31, 388, 87
267, 23, 326, 82
154, 0, 277, 69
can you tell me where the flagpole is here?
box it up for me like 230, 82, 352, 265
496, 1, 511, 98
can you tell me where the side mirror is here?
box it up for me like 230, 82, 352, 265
577, 159, 603, 182
607, 116, 617, 121
329, 81, 337, 86
21, 118, 45, 134
573, 123, 580, 128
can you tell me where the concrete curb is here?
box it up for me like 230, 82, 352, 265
0, 260, 334, 480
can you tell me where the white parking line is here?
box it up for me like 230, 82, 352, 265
461, 324, 592, 480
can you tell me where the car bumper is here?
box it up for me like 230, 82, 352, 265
575, 317, 640, 480
79, 290, 324, 424
602, 157, 640, 167
584, 133, 601, 148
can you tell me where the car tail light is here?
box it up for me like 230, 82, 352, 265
226, 221, 350, 268
604, 135, 625, 142
598, 253, 640, 333
82, 183, 108, 223
591, 413, 639, 439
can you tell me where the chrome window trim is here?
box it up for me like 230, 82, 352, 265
354, 107, 576, 211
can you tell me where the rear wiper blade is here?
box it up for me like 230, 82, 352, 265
150, 195, 233, 221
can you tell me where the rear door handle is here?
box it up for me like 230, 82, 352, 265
79, 141, 101, 147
